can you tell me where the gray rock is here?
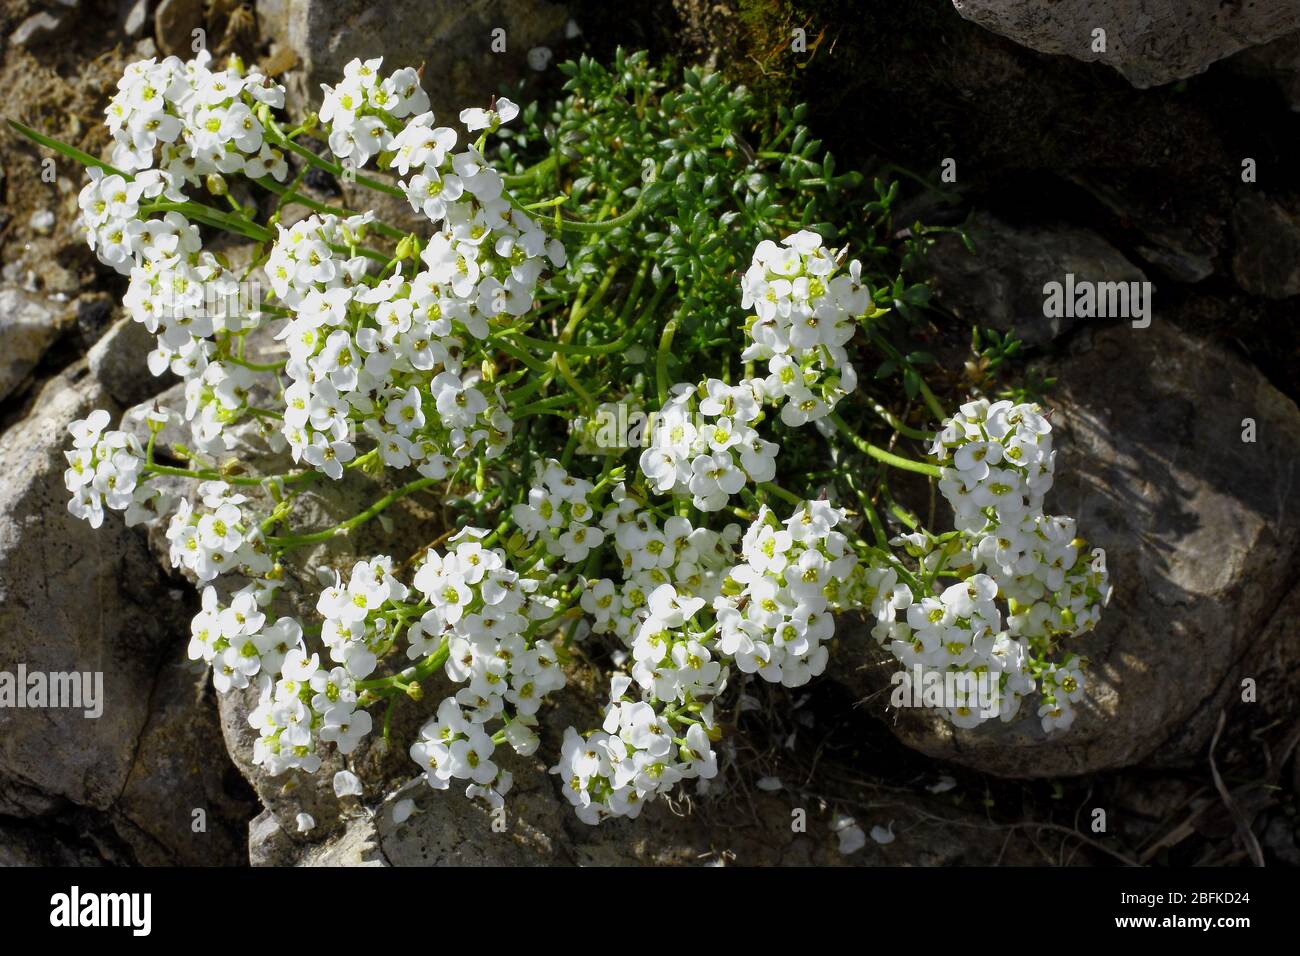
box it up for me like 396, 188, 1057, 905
1232, 191, 1300, 298
0, 821, 107, 866
0, 286, 66, 403
255, 750, 1047, 866
88, 315, 174, 406
155, 0, 204, 58
840, 320, 1300, 777
257, 0, 569, 118
1231, 30, 1300, 111
122, 0, 151, 39
113, 642, 258, 866
921, 211, 1147, 347
10, 12, 67, 49
0, 369, 190, 811
1068, 173, 1221, 283
951, 0, 1300, 89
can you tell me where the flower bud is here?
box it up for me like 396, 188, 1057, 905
206, 173, 228, 197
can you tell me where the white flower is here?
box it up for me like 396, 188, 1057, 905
333, 770, 363, 797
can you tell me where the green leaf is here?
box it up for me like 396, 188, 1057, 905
7, 118, 128, 178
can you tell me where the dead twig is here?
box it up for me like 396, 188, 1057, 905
1208, 709, 1266, 867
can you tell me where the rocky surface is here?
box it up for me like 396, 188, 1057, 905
0, 0, 1297, 867
839, 319, 1300, 777
1231, 191, 1300, 298
0, 286, 67, 403
1233, 30, 1300, 111
0, 366, 256, 863
921, 211, 1148, 347
87, 314, 172, 407
114, 642, 255, 866
249, 732, 1046, 867
951, 0, 1300, 88
256, 0, 570, 117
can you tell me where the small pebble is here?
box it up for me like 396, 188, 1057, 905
831, 814, 866, 855
870, 822, 896, 845
392, 798, 415, 824
527, 46, 553, 72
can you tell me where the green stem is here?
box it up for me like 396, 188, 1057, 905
514, 394, 578, 418
255, 175, 405, 241
7, 118, 128, 178
144, 462, 319, 488
656, 311, 680, 406
265, 120, 406, 200
265, 476, 436, 550
829, 412, 942, 478
759, 482, 803, 507
866, 398, 933, 441
356, 637, 451, 693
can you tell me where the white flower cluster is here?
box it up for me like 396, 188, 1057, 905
867, 564, 1036, 727
270, 211, 513, 479
865, 398, 1112, 732
63, 409, 160, 529
319, 57, 429, 165
388, 102, 566, 342
406, 529, 567, 805
583, 484, 739, 645
77, 52, 293, 464
165, 481, 272, 583
315, 555, 413, 681
740, 230, 868, 426
714, 500, 857, 687
250, 645, 370, 776
318, 61, 564, 352
105, 50, 288, 182
638, 379, 778, 511
78, 170, 191, 276
81, 165, 259, 450
510, 459, 605, 563
188, 581, 301, 694
553, 693, 719, 824
930, 398, 1111, 641
555, 499, 856, 824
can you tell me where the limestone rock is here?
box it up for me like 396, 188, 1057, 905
0, 369, 188, 810
950, 0, 1300, 89
256, 0, 570, 118
0, 286, 66, 403
839, 321, 1300, 776
921, 211, 1147, 347
1232, 191, 1300, 298
114, 641, 258, 866
155, 0, 204, 59
88, 314, 175, 407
